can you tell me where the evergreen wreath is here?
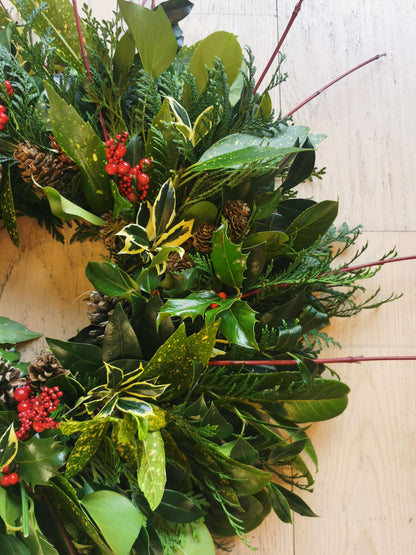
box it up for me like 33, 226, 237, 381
0, 1, 412, 553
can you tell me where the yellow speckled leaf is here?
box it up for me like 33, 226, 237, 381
137, 430, 166, 510
114, 414, 139, 465
65, 419, 110, 479
0, 164, 19, 246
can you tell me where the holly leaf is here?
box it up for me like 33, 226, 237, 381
211, 224, 248, 290
0, 317, 42, 345
210, 301, 258, 350
157, 291, 221, 325
137, 430, 166, 510
16, 436, 67, 487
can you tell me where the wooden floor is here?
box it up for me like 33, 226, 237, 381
1, 1, 416, 553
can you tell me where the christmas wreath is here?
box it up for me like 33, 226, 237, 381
0, 1, 407, 553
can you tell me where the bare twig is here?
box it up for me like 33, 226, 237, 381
208, 355, 416, 367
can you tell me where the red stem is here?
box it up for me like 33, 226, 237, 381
208, 355, 416, 367
241, 254, 416, 300
282, 53, 386, 120
253, 0, 304, 95
72, 0, 108, 141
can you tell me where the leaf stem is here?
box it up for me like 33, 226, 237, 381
72, 0, 108, 141
208, 355, 416, 366
39, 487, 79, 555
241, 254, 416, 299
253, 0, 304, 95
282, 54, 386, 120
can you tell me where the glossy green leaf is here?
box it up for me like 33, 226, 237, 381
158, 290, 220, 325
113, 31, 136, 83
182, 201, 217, 226
155, 489, 205, 523
189, 31, 242, 94
85, 261, 140, 299
0, 424, 17, 468
81, 490, 144, 555
40, 186, 106, 225
172, 522, 215, 554
281, 136, 316, 190
152, 179, 176, 237
242, 231, 288, 249
280, 379, 350, 422
17, 436, 66, 487
102, 304, 142, 362
219, 456, 271, 495
46, 337, 103, 374
0, 164, 19, 246
0, 536, 30, 554
214, 300, 258, 350
118, 1, 177, 79
268, 482, 292, 523
0, 317, 42, 345
299, 305, 329, 333
201, 403, 233, 439
273, 483, 318, 517
45, 83, 112, 214
219, 437, 259, 465
255, 92, 273, 121
64, 419, 110, 479
268, 439, 307, 464
137, 430, 166, 510
285, 200, 339, 250
211, 224, 248, 289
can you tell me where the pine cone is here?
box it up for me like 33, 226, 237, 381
14, 138, 79, 193
27, 352, 68, 390
166, 251, 195, 273
86, 291, 131, 345
0, 356, 26, 407
192, 223, 216, 253
222, 200, 250, 241
99, 212, 128, 256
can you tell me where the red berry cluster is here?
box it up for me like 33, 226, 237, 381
1, 465, 19, 488
0, 80, 13, 132
14, 385, 63, 440
104, 132, 152, 203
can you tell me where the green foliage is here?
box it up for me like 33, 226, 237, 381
0, 317, 42, 345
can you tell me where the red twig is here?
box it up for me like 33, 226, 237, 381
208, 355, 416, 367
282, 53, 386, 120
253, 0, 304, 95
241, 255, 416, 300
72, 0, 108, 141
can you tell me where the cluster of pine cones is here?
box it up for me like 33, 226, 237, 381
0, 352, 68, 408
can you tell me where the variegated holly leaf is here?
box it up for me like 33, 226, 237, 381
137, 430, 166, 510
116, 224, 150, 254
211, 223, 248, 290
0, 424, 17, 469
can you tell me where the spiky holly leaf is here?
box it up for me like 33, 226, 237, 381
16, 436, 67, 487
211, 224, 248, 290
206, 300, 258, 349
157, 291, 230, 325
137, 430, 166, 510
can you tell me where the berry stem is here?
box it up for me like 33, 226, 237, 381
72, 0, 108, 141
240, 254, 416, 299
208, 355, 416, 367
253, 0, 304, 95
282, 53, 386, 120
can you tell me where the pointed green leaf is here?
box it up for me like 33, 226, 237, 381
155, 489, 205, 523
219, 456, 271, 495
81, 490, 144, 555
118, 0, 177, 79
102, 305, 142, 362
285, 200, 339, 250
274, 483, 318, 517
40, 186, 106, 225
0, 424, 17, 468
85, 261, 140, 299
65, 419, 110, 479
16, 436, 66, 487
45, 82, 112, 214
152, 179, 176, 237
113, 31, 136, 83
215, 300, 258, 349
182, 201, 217, 226
281, 136, 316, 190
137, 430, 166, 510
46, 337, 103, 374
0, 317, 42, 345
268, 482, 292, 523
211, 223, 248, 289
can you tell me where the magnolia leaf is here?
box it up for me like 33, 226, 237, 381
285, 200, 339, 250
85, 261, 140, 299
65, 419, 110, 479
0, 317, 42, 345
242, 231, 288, 250
46, 337, 103, 374
281, 136, 316, 190
118, 1, 177, 79
81, 490, 144, 555
9, 0, 86, 69
211, 224, 248, 290
16, 436, 66, 487
280, 379, 350, 422
0, 424, 17, 468
189, 31, 242, 94
0, 164, 19, 246
39, 186, 106, 225
45, 83, 112, 214
137, 430, 166, 510
102, 305, 142, 362
172, 522, 215, 555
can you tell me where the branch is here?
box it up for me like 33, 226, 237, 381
253, 0, 304, 95
281, 53, 386, 120
72, 0, 108, 141
208, 355, 416, 367
241, 254, 416, 299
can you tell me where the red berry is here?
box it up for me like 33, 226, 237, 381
218, 292, 227, 299
32, 422, 45, 433
0, 475, 10, 487
14, 387, 31, 402
210, 303, 219, 309
7, 473, 19, 485
126, 191, 136, 202
139, 158, 152, 171
105, 162, 118, 175
4, 80, 11, 89
117, 161, 131, 175
115, 144, 126, 158
137, 172, 150, 187
2, 465, 10, 474
0, 105, 5, 113
17, 401, 31, 413
0, 112, 9, 125
0, 123, 5, 131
